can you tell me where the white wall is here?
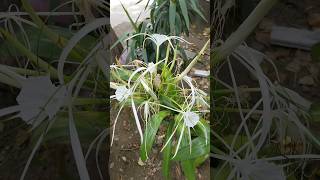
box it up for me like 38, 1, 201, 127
110, 0, 152, 27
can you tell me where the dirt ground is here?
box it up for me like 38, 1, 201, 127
109, 106, 210, 180
251, 0, 320, 101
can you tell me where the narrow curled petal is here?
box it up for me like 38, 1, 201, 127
131, 98, 144, 143
183, 111, 200, 128
182, 76, 196, 110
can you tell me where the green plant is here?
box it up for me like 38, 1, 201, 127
110, 35, 210, 179
0, 0, 109, 179
114, 0, 206, 63
147, 0, 206, 36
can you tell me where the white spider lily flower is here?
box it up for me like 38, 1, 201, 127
17, 76, 66, 126
115, 86, 132, 102
183, 111, 200, 128
144, 34, 191, 50
148, 34, 171, 47
0, 76, 62, 126
148, 62, 157, 74
125, 33, 191, 50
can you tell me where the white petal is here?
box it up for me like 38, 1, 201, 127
115, 86, 131, 102
183, 111, 200, 128
16, 76, 66, 124
131, 98, 143, 143
151, 34, 168, 46
148, 62, 156, 74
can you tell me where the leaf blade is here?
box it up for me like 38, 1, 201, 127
140, 111, 170, 161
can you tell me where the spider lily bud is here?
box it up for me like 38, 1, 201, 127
153, 74, 161, 90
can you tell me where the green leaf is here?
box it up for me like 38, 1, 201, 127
178, 0, 190, 30
175, 13, 183, 35
0, 25, 97, 61
211, 145, 225, 155
159, 94, 180, 110
310, 103, 320, 122
140, 111, 170, 161
128, 39, 137, 61
120, 2, 139, 32
169, 0, 177, 34
212, 165, 231, 180
110, 31, 130, 50
194, 119, 210, 140
162, 121, 174, 180
193, 154, 209, 167
153, 1, 168, 24
177, 120, 196, 180
172, 137, 209, 161
181, 160, 196, 180
31, 111, 107, 145
111, 68, 135, 82
311, 42, 320, 61
189, 0, 207, 22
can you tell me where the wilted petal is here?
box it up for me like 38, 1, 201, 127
183, 111, 200, 128
115, 86, 131, 102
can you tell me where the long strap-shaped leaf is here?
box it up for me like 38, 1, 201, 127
178, 0, 190, 30
178, 123, 196, 180
169, 0, 176, 35
162, 120, 174, 180
21, 0, 85, 60
0, 29, 58, 77
67, 67, 91, 180
140, 111, 170, 161
56, 18, 109, 84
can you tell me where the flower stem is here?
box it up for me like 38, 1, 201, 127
175, 39, 210, 82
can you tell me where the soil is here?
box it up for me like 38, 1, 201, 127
250, 0, 320, 101
109, 105, 210, 180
